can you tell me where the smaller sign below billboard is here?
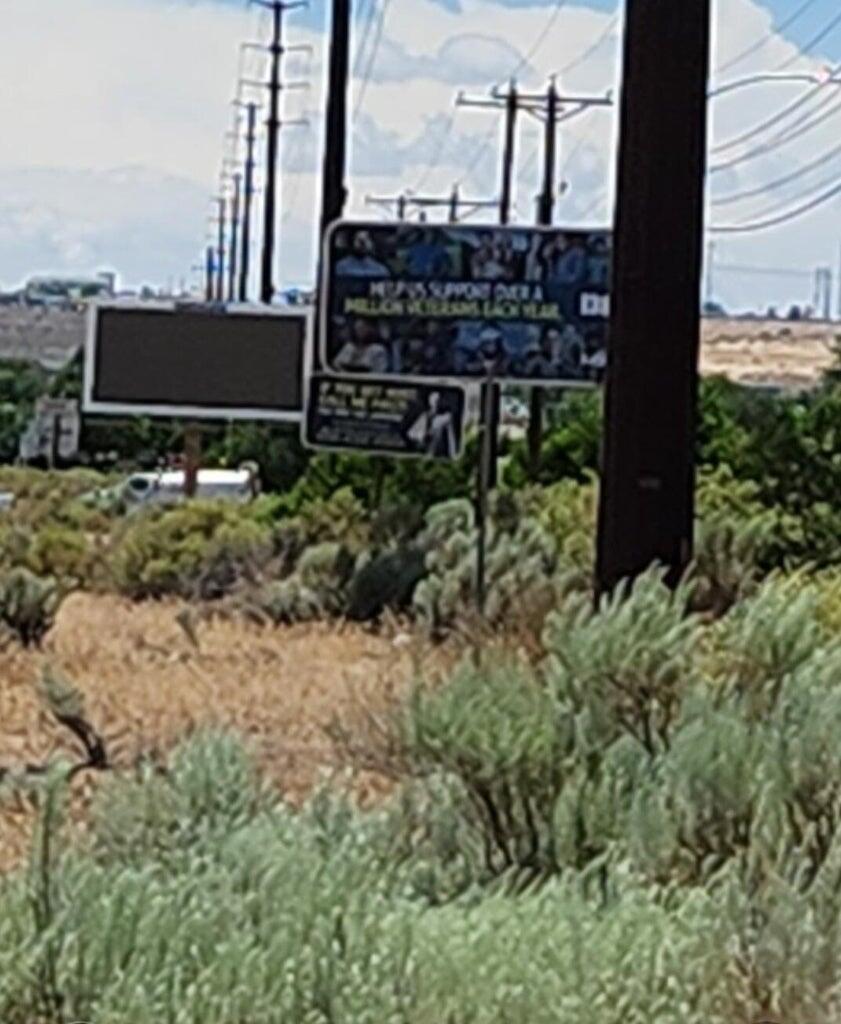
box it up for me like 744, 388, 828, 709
305, 375, 466, 460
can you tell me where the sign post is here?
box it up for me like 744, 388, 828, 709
476, 362, 498, 614
183, 423, 201, 499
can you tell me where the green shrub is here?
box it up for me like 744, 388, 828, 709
290, 487, 371, 551
0, 568, 64, 648
398, 660, 569, 883
244, 542, 356, 625
504, 390, 602, 488
91, 730, 271, 867
412, 497, 559, 634
25, 524, 94, 586
544, 569, 699, 758
536, 474, 598, 578
110, 501, 272, 600
345, 545, 428, 622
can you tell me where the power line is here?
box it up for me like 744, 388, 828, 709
776, 7, 841, 71
414, 0, 570, 195
509, 0, 568, 80
411, 115, 458, 193
710, 176, 841, 233
716, 0, 822, 75
720, 163, 841, 219
353, 0, 393, 120
710, 86, 841, 174
712, 136, 841, 206
709, 11, 841, 170
556, 14, 619, 77
577, 189, 607, 221
714, 261, 814, 279
352, 0, 377, 75
711, 71, 840, 155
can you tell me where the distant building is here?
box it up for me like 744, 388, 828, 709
24, 273, 115, 308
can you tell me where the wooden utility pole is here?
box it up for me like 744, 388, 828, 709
528, 78, 559, 476
319, 0, 351, 242
596, 0, 712, 594
315, 0, 352, 371
457, 82, 522, 490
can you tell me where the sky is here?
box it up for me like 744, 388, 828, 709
3, 0, 841, 313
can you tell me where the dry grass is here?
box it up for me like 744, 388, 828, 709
700, 318, 840, 390
0, 594, 444, 871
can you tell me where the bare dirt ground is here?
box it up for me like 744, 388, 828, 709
0, 594, 433, 870
700, 318, 839, 390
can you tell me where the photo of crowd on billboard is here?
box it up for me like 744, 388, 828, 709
323, 223, 611, 385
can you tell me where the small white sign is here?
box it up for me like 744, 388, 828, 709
20, 398, 81, 461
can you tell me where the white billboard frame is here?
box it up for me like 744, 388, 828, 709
319, 219, 611, 390
84, 299, 312, 423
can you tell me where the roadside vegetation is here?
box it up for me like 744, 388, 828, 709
4, 373, 841, 1020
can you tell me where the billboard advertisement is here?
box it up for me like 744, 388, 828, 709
84, 301, 309, 422
321, 221, 611, 385
304, 374, 466, 460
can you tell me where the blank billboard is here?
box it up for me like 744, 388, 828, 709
84, 302, 309, 421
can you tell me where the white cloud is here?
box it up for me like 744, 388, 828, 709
1, 0, 840, 314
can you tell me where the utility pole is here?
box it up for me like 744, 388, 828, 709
536, 79, 559, 225
227, 172, 242, 303
365, 188, 498, 223
838, 244, 841, 320
457, 81, 522, 222
261, 0, 284, 304
529, 78, 559, 476
596, 0, 712, 595
215, 196, 226, 302
705, 239, 716, 307
811, 267, 832, 320
457, 81, 521, 490
366, 194, 408, 220
822, 267, 833, 321
204, 246, 215, 302
500, 82, 518, 224
234, 101, 260, 302
319, 0, 351, 242
813, 267, 823, 316
459, 79, 611, 482
315, 0, 351, 371
244, 1, 308, 305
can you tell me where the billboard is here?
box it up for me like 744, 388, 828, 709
304, 375, 466, 459
321, 221, 611, 385
84, 301, 309, 421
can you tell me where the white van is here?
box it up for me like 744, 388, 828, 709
121, 466, 260, 509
